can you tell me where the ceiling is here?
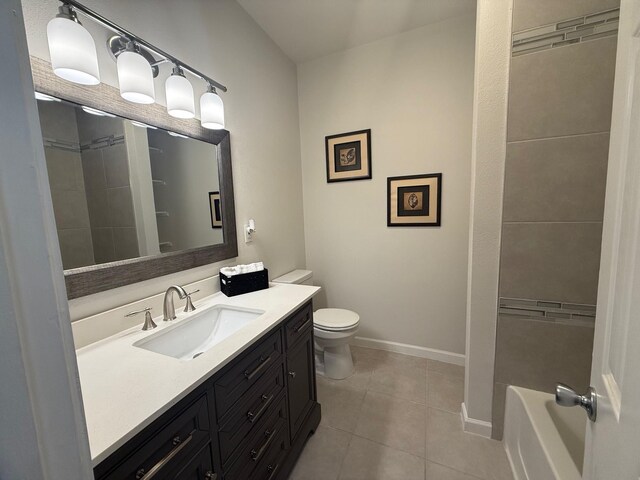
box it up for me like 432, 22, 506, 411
236, 0, 477, 64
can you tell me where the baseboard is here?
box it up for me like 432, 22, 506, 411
352, 336, 465, 366
461, 402, 492, 438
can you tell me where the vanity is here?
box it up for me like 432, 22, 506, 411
82, 284, 320, 480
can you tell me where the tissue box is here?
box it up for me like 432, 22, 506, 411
220, 268, 269, 297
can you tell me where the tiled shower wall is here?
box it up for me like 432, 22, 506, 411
38, 101, 95, 269
78, 111, 140, 264
492, 0, 619, 439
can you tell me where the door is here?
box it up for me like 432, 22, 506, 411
584, 1, 640, 478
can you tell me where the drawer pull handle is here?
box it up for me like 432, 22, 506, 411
294, 316, 311, 333
288, 371, 296, 378
250, 426, 278, 462
247, 393, 274, 423
135, 432, 193, 479
266, 462, 279, 480
244, 355, 270, 381
204, 471, 217, 480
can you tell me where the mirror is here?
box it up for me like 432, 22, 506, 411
30, 57, 237, 300
37, 97, 223, 269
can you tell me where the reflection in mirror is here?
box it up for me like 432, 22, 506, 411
36, 96, 223, 271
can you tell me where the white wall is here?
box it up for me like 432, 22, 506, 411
298, 14, 476, 355
462, 0, 512, 436
20, 0, 306, 320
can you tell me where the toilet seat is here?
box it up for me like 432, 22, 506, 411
314, 308, 359, 332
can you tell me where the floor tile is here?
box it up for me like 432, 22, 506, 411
426, 408, 513, 480
317, 377, 366, 433
426, 461, 479, 480
351, 346, 388, 369
427, 372, 464, 413
368, 364, 427, 404
354, 390, 426, 458
289, 425, 351, 480
427, 359, 465, 378
320, 348, 374, 390
338, 436, 425, 480
378, 351, 429, 371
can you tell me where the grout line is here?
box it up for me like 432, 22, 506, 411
348, 430, 427, 460
503, 221, 603, 224
427, 459, 488, 480
507, 131, 610, 144
335, 428, 354, 480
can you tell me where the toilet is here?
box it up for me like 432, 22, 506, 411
272, 270, 360, 379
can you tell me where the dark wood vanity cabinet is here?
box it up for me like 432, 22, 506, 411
94, 300, 320, 480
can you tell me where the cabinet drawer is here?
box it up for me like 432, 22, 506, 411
214, 330, 282, 419
284, 302, 313, 350
98, 394, 210, 480
251, 427, 289, 480
218, 363, 285, 467
224, 403, 288, 480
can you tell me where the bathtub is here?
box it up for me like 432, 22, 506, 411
503, 386, 586, 480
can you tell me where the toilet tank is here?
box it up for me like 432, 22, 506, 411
272, 269, 313, 286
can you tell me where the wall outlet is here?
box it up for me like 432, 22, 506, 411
244, 223, 253, 243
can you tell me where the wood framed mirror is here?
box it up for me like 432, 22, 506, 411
30, 56, 238, 299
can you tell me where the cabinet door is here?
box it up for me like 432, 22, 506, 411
169, 444, 217, 480
286, 332, 316, 441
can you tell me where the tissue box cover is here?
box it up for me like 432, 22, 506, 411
220, 268, 269, 297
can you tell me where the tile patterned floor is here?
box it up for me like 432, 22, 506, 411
288, 346, 514, 480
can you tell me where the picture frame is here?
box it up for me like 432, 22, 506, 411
209, 191, 222, 228
325, 129, 372, 182
387, 173, 442, 227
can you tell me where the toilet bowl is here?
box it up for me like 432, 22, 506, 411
313, 308, 359, 379
271, 270, 360, 380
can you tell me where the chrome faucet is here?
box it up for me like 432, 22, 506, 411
163, 285, 188, 321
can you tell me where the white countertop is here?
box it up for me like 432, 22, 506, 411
76, 283, 319, 467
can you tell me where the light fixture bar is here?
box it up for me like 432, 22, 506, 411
58, 0, 228, 93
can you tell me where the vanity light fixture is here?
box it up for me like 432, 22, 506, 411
34, 92, 61, 102
116, 41, 155, 104
45, 1, 228, 122
46, 3, 100, 85
81, 105, 115, 117
165, 66, 195, 119
200, 84, 225, 130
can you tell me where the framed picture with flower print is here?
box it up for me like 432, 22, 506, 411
387, 173, 442, 227
325, 129, 372, 183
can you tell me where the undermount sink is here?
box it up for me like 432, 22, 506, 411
133, 305, 264, 360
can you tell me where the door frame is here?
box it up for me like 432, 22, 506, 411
0, 1, 92, 477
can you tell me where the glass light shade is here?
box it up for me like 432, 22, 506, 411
47, 16, 100, 85
117, 51, 155, 104
200, 91, 225, 130
165, 74, 195, 119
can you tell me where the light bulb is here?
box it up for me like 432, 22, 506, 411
168, 131, 188, 138
81, 106, 115, 117
35, 92, 61, 102
130, 120, 156, 129
165, 66, 195, 119
46, 6, 100, 85
117, 44, 155, 104
200, 86, 225, 130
